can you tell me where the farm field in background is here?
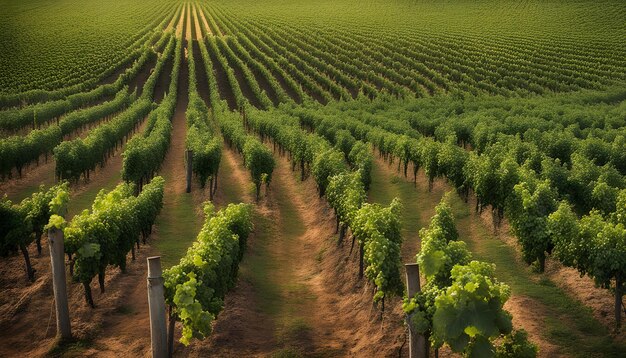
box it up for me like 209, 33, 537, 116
0, 1, 625, 357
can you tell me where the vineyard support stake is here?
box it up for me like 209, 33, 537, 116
186, 149, 193, 193
616, 274, 622, 332
48, 226, 71, 339
147, 256, 167, 358
405, 263, 427, 358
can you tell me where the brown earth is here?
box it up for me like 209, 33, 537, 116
181, 145, 272, 357
174, 5, 185, 39
250, 66, 280, 106
5, 3, 624, 358
191, 6, 212, 107
191, 5, 204, 40
164, 4, 182, 33
201, 6, 302, 104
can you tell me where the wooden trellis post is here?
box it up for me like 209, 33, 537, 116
405, 263, 428, 358
48, 226, 71, 339
186, 149, 193, 193
147, 256, 167, 358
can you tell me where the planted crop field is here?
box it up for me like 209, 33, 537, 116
1, 0, 625, 357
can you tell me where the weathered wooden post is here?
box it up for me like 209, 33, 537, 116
405, 263, 428, 358
185, 150, 193, 193
48, 226, 71, 339
616, 274, 622, 332
147, 256, 167, 358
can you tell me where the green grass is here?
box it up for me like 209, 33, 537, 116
215, 149, 245, 205
113, 304, 134, 315
368, 158, 443, 261
273, 173, 306, 239
238, 164, 322, 354
240, 212, 284, 315
153, 191, 201, 268
66, 172, 123, 218
276, 318, 312, 345
368, 160, 422, 229
47, 337, 92, 358
271, 347, 303, 358
152, 148, 254, 269
240, 182, 307, 315
315, 247, 326, 263
9, 181, 54, 203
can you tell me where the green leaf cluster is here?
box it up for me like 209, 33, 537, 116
63, 177, 164, 303
164, 202, 253, 345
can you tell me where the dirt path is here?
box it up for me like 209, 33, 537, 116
371, 155, 561, 356
0, 157, 57, 203
75, 244, 158, 358
0, 8, 181, 356
183, 145, 346, 356
185, 3, 192, 42
174, 5, 185, 39
65, 117, 151, 217
225, 43, 264, 109
129, 56, 158, 97
75, 8, 194, 356
263, 150, 408, 357
0, 112, 149, 326
148, 4, 203, 270
212, 144, 254, 207
0, 139, 156, 357
196, 5, 237, 111
196, 3, 213, 36
202, 5, 224, 36
369, 154, 447, 262
1, 107, 149, 217
177, 144, 269, 357
0, 26, 169, 204
99, 6, 176, 87
206, 38, 237, 110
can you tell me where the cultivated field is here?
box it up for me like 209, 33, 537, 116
1, 0, 625, 357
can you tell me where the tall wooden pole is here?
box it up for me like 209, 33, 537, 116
405, 263, 428, 358
185, 150, 193, 193
616, 274, 622, 332
147, 256, 167, 358
48, 226, 71, 339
